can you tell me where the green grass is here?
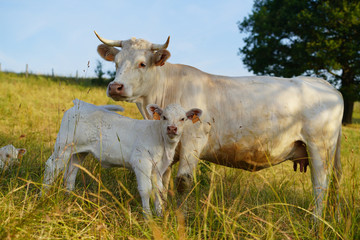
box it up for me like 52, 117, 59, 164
0, 72, 359, 239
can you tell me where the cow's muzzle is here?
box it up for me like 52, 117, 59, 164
108, 82, 125, 97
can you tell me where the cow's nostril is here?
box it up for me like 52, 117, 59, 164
117, 85, 123, 91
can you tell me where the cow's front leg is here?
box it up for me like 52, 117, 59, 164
175, 124, 209, 211
176, 151, 199, 211
176, 154, 198, 195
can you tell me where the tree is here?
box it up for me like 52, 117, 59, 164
92, 60, 113, 86
107, 70, 116, 81
94, 60, 105, 80
238, 0, 360, 124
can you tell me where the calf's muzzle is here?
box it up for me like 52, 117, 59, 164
167, 126, 178, 135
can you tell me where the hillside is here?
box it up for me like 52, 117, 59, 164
0, 72, 359, 239
0, 72, 141, 145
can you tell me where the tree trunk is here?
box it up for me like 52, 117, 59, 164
341, 67, 355, 125
342, 98, 354, 125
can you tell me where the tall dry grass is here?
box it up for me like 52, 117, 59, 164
0, 72, 359, 239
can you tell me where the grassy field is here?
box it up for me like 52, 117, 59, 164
0, 72, 359, 239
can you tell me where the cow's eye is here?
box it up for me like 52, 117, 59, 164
162, 116, 167, 120
180, 118, 185, 121
139, 62, 146, 68
5, 154, 10, 158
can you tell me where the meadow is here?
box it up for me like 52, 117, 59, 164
0, 72, 359, 239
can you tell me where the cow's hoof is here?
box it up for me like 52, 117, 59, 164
175, 174, 193, 194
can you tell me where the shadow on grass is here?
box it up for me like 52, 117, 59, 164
353, 117, 360, 124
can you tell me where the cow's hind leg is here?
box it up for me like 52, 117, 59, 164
308, 139, 338, 220
308, 143, 328, 219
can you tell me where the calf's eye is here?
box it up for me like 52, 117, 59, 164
162, 116, 167, 120
139, 62, 146, 68
180, 118, 185, 121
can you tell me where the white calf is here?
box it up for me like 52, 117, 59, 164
43, 99, 202, 216
0, 145, 26, 170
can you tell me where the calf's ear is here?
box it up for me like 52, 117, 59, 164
153, 50, 171, 66
186, 108, 203, 124
146, 104, 163, 120
97, 44, 120, 61
17, 148, 26, 158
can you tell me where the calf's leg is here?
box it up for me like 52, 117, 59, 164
134, 167, 153, 218
43, 147, 72, 192
161, 166, 172, 201
154, 173, 165, 217
64, 153, 88, 191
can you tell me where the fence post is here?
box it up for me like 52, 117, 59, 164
25, 64, 28, 78
0, 63, 2, 72
52, 68, 54, 78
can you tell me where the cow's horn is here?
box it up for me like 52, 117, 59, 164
94, 31, 123, 47
151, 36, 170, 50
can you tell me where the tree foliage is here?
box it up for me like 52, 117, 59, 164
92, 60, 114, 86
94, 60, 105, 80
238, 0, 360, 124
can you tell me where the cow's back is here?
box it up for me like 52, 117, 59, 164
195, 75, 343, 169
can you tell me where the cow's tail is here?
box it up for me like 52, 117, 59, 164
333, 127, 342, 189
100, 105, 124, 112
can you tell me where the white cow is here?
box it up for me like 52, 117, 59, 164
43, 99, 202, 216
94, 32, 344, 217
0, 145, 26, 170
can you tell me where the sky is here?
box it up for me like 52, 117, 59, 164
0, 0, 255, 78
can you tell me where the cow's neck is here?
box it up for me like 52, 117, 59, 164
136, 63, 171, 119
140, 63, 198, 118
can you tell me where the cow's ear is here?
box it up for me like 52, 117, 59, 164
153, 50, 171, 66
186, 108, 203, 124
97, 44, 120, 62
17, 148, 26, 158
146, 104, 163, 120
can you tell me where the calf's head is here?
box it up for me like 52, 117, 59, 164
0, 145, 26, 169
146, 104, 202, 143
95, 31, 171, 102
